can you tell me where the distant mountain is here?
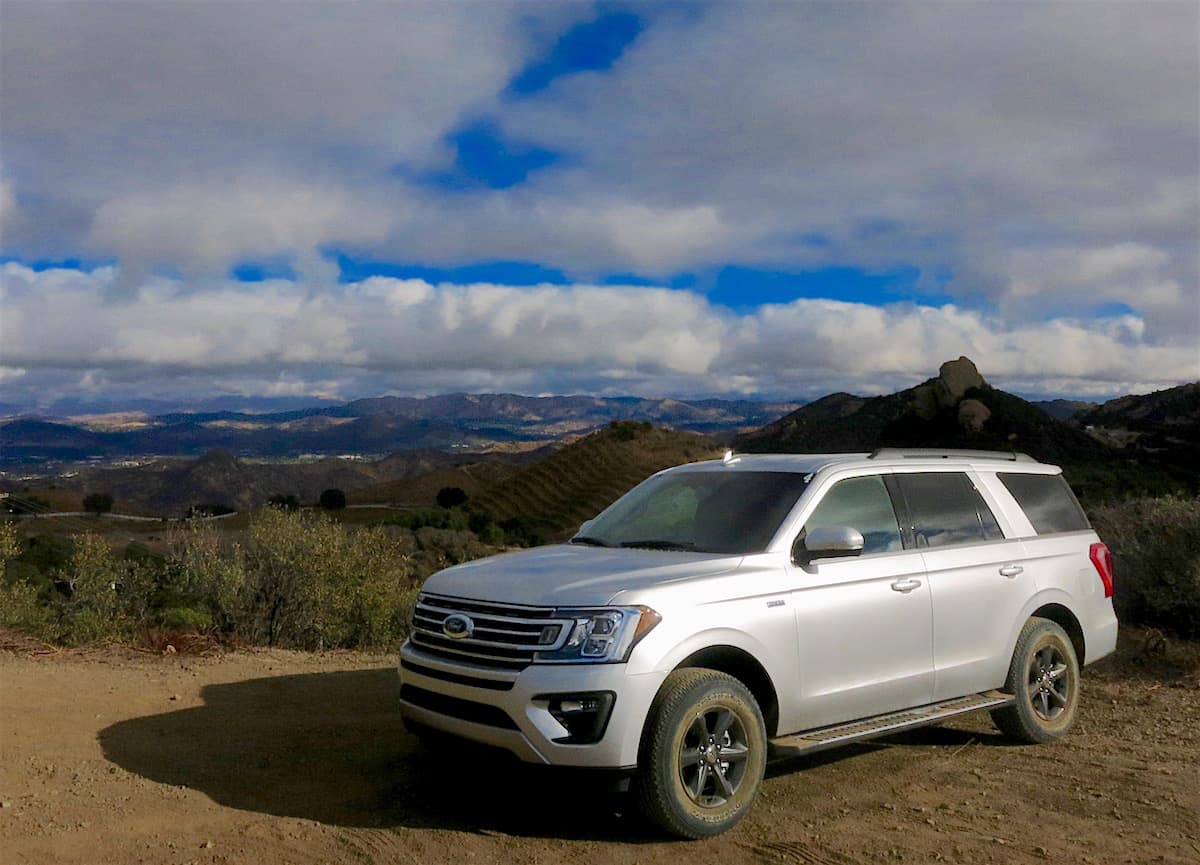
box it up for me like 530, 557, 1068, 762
737, 357, 1192, 499
0, 393, 798, 470
1076, 383, 1200, 486
1034, 399, 1097, 422
1079, 382, 1199, 435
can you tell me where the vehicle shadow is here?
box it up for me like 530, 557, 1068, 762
98, 668, 653, 841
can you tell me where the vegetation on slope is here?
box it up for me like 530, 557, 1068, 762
1090, 496, 1200, 638
470, 421, 722, 542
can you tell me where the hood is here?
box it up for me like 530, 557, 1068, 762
422, 544, 743, 607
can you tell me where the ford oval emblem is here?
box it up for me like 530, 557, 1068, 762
442, 614, 474, 640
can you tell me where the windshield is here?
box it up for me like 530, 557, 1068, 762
575, 470, 811, 554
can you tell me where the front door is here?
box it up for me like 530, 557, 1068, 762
786, 474, 934, 732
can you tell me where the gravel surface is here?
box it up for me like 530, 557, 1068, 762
1, 630, 1197, 865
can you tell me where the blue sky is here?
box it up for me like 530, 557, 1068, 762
0, 2, 1196, 412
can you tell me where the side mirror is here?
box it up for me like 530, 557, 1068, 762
578, 519, 595, 535
793, 525, 865, 566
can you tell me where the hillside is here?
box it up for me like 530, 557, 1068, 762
737, 357, 1192, 499
11, 449, 509, 516
739, 357, 1105, 459
1080, 382, 1199, 439
1035, 399, 1097, 422
1077, 382, 1200, 488
471, 422, 722, 540
348, 460, 525, 507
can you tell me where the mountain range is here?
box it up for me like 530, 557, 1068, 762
0, 393, 799, 470
3, 359, 1196, 517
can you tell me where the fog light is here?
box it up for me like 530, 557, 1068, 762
540, 691, 617, 744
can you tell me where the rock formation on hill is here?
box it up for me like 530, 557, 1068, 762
736, 356, 1108, 464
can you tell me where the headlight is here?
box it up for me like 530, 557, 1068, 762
534, 605, 661, 663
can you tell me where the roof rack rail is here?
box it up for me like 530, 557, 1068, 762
868, 448, 1035, 462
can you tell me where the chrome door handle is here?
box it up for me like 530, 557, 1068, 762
891, 578, 922, 593
999, 564, 1024, 578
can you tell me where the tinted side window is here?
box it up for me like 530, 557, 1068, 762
896, 473, 1005, 549
803, 475, 902, 554
998, 472, 1090, 534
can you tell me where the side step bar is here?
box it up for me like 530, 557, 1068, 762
769, 690, 1014, 759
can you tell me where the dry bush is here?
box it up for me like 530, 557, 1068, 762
1090, 496, 1200, 638
238, 508, 416, 649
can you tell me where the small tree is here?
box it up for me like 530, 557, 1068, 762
436, 486, 468, 509
267, 493, 300, 511
319, 488, 346, 511
83, 493, 114, 515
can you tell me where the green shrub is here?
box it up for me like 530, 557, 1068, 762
0, 520, 19, 562
49, 533, 157, 643
158, 606, 215, 631
0, 578, 55, 640
1089, 496, 1200, 637
239, 508, 413, 649
169, 522, 246, 630
383, 506, 470, 532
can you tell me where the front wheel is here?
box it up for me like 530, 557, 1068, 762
633, 668, 767, 839
991, 617, 1080, 744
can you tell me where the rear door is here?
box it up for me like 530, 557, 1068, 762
892, 471, 1033, 700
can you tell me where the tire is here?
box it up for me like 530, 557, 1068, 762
633, 668, 767, 839
990, 617, 1080, 744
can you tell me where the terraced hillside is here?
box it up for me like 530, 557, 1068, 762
472, 423, 721, 540
347, 460, 523, 506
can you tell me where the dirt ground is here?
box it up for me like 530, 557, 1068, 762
1, 630, 1197, 865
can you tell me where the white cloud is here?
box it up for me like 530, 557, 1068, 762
0, 1, 1195, 402
2, 264, 1195, 408
88, 176, 394, 273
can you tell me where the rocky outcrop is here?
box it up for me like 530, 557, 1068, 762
910, 356, 987, 419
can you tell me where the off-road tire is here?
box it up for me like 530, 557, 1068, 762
991, 617, 1080, 744
633, 668, 767, 839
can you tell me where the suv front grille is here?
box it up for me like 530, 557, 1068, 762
410, 594, 571, 671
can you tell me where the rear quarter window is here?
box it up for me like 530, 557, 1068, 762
997, 472, 1090, 534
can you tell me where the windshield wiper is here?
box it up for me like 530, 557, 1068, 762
570, 536, 613, 547
619, 539, 697, 551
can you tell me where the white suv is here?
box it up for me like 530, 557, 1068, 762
398, 449, 1118, 838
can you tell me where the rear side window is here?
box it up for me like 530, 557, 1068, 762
997, 472, 1090, 534
895, 472, 1005, 549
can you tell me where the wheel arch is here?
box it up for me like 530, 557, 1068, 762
1029, 602, 1086, 664
674, 645, 780, 737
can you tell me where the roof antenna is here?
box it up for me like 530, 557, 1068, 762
723, 449, 741, 465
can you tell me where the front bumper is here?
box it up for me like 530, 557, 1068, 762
398, 640, 666, 768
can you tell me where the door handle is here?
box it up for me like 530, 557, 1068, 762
999, 564, 1024, 578
891, 578, 922, 593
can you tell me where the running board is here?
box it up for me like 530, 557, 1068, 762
769, 690, 1014, 758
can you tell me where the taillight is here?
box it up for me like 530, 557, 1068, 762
1090, 542, 1114, 598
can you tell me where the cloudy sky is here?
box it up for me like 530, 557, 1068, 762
1, 1, 1197, 412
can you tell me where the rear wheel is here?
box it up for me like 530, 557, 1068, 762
634, 668, 767, 839
991, 617, 1080, 744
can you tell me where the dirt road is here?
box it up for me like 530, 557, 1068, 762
1, 632, 1197, 865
